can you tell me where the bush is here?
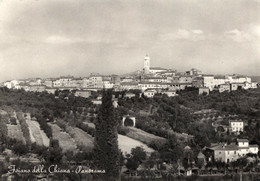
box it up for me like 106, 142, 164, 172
10, 117, 17, 125
13, 142, 29, 155
118, 126, 129, 135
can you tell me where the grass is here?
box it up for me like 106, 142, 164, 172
126, 127, 167, 147
118, 134, 154, 155
48, 123, 78, 153
66, 126, 94, 152
26, 118, 50, 147
7, 124, 26, 144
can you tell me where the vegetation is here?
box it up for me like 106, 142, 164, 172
0, 86, 260, 179
93, 89, 120, 180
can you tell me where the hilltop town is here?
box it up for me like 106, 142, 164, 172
1, 55, 258, 98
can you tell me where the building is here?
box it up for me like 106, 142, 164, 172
142, 77, 168, 83
149, 67, 168, 74
202, 75, 215, 91
75, 90, 91, 98
219, 84, 231, 93
125, 93, 136, 98
192, 77, 204, 88
161, 90, 177, 97
209, 139, 259, 163
143, 55, 150, 74
143, 89, 157, 98
178, 76, 193, 84
186, 68, 202, 76
89, 73, 103, 89
199, 87, 210, 95
229, 120, 244, 133
120, 82, 139, 90
103, 81, 114, 89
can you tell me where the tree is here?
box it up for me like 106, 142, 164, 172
131, 146, 147, 163
93, 89, 120, 180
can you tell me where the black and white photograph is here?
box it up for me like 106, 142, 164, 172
0, 0, 260, 180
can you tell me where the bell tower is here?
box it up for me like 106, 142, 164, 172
144, 54, 150, 74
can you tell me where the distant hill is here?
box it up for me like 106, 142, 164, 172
251, 76, 260, 83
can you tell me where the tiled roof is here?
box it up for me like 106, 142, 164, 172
237, 139, 248, 142
210, 144, 238, 151
249, 144, 259, 147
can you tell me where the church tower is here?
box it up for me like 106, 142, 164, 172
144, 54, 150, 74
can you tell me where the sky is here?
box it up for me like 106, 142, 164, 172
0, 0, 260, 82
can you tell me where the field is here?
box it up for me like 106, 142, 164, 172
26, 118, 50, 147
126, 127, 167, 147
66, 126, 94, 152
118, 134, 154, 155
7, 124, 26, 144
48, 123, 78, 153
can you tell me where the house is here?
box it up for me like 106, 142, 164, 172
209, 139, 259, 163
229, 120, 244, 133
192, 77, 204, 88
178, 76, 193, 84
75, 90, 91, 98
161, 90, 177, 97
91, 99, 102, 105
103, 81, 114, 89
143, 89, 157, 98
88, 73, 103, 89
125, 93, 136, 98
120, 82, 139, 90
142, 77, 168, 83
199, 87, 210, 95
219, 84, 230, 93
185, 68, 202, 76
149, 67, 168, 74
202, 75, 215, 91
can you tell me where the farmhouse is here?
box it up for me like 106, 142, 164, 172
229, 120, 244, 133
209, 139, 259, 163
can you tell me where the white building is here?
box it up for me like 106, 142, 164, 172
103, 81, 114, 89
210, 139, 259, 163
230, 120, 244, 133
143, 89, 157, 98
161, 90, 177, 97
143, 55, 150, 74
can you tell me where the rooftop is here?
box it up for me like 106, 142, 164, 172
150, 67, 168, 70
237, 139, 249, 142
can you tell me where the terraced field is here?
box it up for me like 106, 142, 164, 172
48, 123, 78, 153
66, 126, 94, 152
26, 119, 50, 147
118, 134, 154, 155
7, 124, 26, 144
126, 127, 167, 147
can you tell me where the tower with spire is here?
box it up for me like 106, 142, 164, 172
143, 54, 150, 74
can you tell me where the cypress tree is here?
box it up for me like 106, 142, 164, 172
93, 89, 120, 180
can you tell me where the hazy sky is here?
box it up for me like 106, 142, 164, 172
0, 0, 260, 82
